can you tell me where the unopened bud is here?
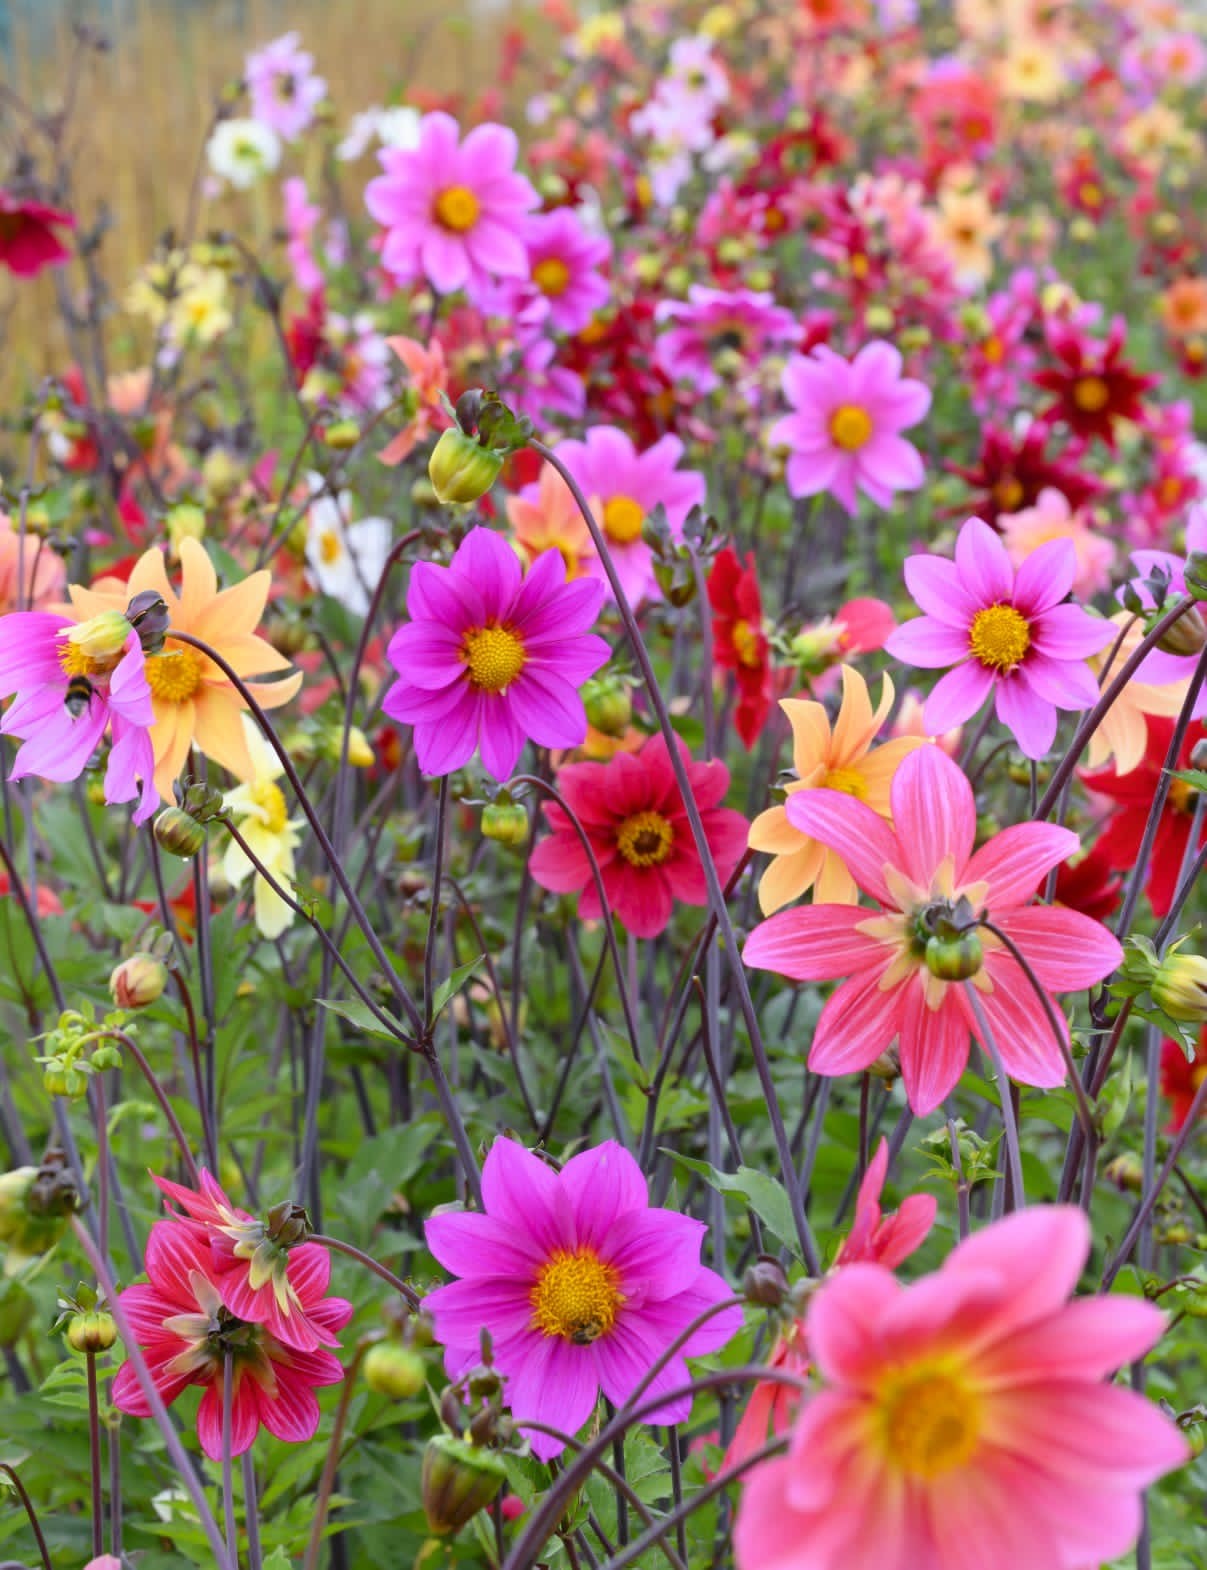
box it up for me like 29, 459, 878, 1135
924, 929, 984, 981
109, 953, 168, 1009
154, 807, 207, 859
202, 447, 242, 502
1191, 739, 1207, 771
1104, 1153, 1144, 1192
582, 676, 632, 737
421, 1435, 507, 1536
0, 1160, 76, 1258
428, 428, 503, 506
1184, 551, 1207, 600
126, 591, 171, 655
1152, 952, 1207, 1022
323, 419, 361, 450
319, 724, 374, 768
66, 1309, 117, 1353
1156, 602, 1207, 656
742, 1256, 788, 1308
481, 797, 530, 847
265, 1199, 312, 1247
166, 504, 207, 555
64, 611, 131, 663
363, 1341, 427, 1399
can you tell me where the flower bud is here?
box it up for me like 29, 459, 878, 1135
265, 1199, 312, 1247
363, 1341, 427, 1399
1184, 551, 1207, 601
482, 798, 530, 847
583, 676, 632, 737
126, 591, 171, 655
421, 1435, 508, 1536
154, 807, 207, 859
1155, 602, 1207, 656
1104, 1153, 1143, 1192
319, 724, 375, 768
202, 447, 242, 502
924, 929, 984, 981
428, 428, 503, 506
322, 419, 361, 450
0, 1162, 76, 1258
166, 504, 207, 554
64, 611, 132, 663
109, 953, 168, 1009
742, 1255, 788, 1308
1152, 952, 1207, 1022
66, 1309, 118, 1353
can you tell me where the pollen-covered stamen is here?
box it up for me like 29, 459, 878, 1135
968, 603, 1031, 673
731, 619, 762, 669
616, 809, 674, 867
530, 1247, 624, 1343
461, 624, 526, 693
1072, 375, 1110, 413
828, 404, 874, 451
434, 185, 480, 233
602, 494, 646, 545
878, 1366, 981, 1477
145, 641, 205, 702
532, 256, 571, 297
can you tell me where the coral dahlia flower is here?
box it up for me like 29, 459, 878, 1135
365, 112, 539, 298
744, 745, 1122, 1114
112, 1219, 350, 1459
529, 732, 748, 939
0, 191, 75, 278
377, 335, 449, 466
0, 511, 65, 612
886, 515, 1113, 759
383, 526, 609, 781
68, 539, 302, 800
769, 341, 930, 516
707, 547, 773, 750
424, 1138, 743, 1460
505, 462, 596, 581
749, 667, 922, 914
734, 1206, 1188, 1570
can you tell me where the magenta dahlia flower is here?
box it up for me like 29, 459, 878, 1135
0, 610, 157, 822
655, 285, 800, 394
524, 207, 611, 334
886, 515, 1114, 758
244, 31, 326, 142
744, 745, 1122, 1114
382, 527, 609, 781
769, 341, 930, 515
112, 1219, 351, 1459
424, 1138, 743, 1460
735, 1206, 1187, 1570
0, 190, 75, 278
365, 112, 539, 298
555, 427, 707, 605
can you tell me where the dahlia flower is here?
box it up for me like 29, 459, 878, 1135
383, 527, 609, 781
112, 1218, 350, 1459
1033, 314, 1157, 449
769, 341, 930, 516
523, 207, 611, 334
529, 732, 748, 939
505, 462, 595, 580
744, 744, 1122, 1114
244, 31, 326, 142
1160, 1030, 1207, 1132
707, 547, 773, 750
365, 112, 539, 298
554, 427, 707, 605
424, 1138, 743, 1460
377, 335, 449, 466
222, 717, 303, 941
0, 510, 65, 612
734, 1206, 1188, 1570
886, 515, 1114, 759
655, 286, 800, 395
206, 119, 281, 191
302, 474, 392, 618
0, 190, 75, 278
999, 486, 1117, 600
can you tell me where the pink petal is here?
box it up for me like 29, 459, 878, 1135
743, 905, 885, 981
963, 821, 1080, 908
783, 792, 898, 905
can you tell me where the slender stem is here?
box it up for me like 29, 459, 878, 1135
101, 1029, 199, 1182
86, 1351, 104, 1557
242, 1452, 263, 1570
302, 1342, 370, 1570
424, 778, 450, 1027
223, 1353, 238, 1565
0, 1463, 54, 1570
963, 984, 1025, 1209
309, 1233, 422, 1309
172, 967, 218, 1171
947, 1120, 971, 1241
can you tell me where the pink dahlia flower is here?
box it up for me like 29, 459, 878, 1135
424, 1138, 743, 1460
244, 31, 326, 142
365, 112, 539, 299
769, 341, 930, 516
656, 286, 800, 395
283, 176, 323, 297
529, 732, 749, 939
523, 207, 611, 334
555, 427, 707, 605
886, 515, 1115, 758
734, 1206, 1188, 1570
382, 527, 609, 781
112, 1219, 351, 1459
0, 610, 157, 822
0, 190, 75, 278
153, 1168, 348, 1354
743, 745, 1122, 1114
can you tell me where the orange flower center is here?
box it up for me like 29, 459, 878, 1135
461, 624, 526, 693
145, 642, 204, 703
1073, 375, 1110, 413
530, 1247, 623, 1343
433, 185, 480, 234
993, 475, 1024, 511
822, 765, 868, 800
878, 1366, 981, 1478
58, 643, 101, 679
828, 404, 874, 451
603, 494, 645, 545
982, 335, 1004, 364
969, 604, 1031, 673
532, 256, 572, 298
616, 809, 674, 867
732, 619, 762, 668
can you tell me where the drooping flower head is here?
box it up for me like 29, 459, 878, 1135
769, 341, 930, 517
424, 1138, 743, 1460
0, 609, 157, 822
707, 547, 773, 750
749, 668, 923, 914
886, 515, 1114, 759
735, 1206, 1187, 1570
522, 207, 611, 334
656, 286, 800, 396
744, 745, 1122, 1114
383, 527, 609, 782
244, 31, 326, 141
365, 112, 539, 299
112, 1219, 349, 1459
530, 732, 748, 939
554, 427, 706, 605
0, 190, 75, 278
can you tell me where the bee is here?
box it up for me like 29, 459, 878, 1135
569, 1320, 605, 1346
64, 675, 95, 717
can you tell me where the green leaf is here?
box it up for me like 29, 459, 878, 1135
430, 954, 485, 1021
662, 1150, 800, 1253
318, 996, 406, 1042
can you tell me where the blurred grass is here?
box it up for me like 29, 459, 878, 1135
0, 0, 537, 394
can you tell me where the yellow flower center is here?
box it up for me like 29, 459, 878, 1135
993, 475, 1024, 511
247, 780, 288, 835
731, 618, 761, 668
319, 529, 343, 565
616, 809, 674, 867
602, 494, 645, 545
969, 603, 1032, 673
1079, 181, 1102, 208
433, 185, 480, 233
828, 404, 874, 451
879, 1367, 981, 1478
822, 765, 868, 800
145, 642, 205, 703
1073, 375, 1110, 413
461, 624, 526, 693
530, 1247, 623, 1344
58, 643, 101, 678
532, 256, 572, 298
982, 334, 1004, 364
849, 252, 869, 279
1192, 1063, 1207, 1092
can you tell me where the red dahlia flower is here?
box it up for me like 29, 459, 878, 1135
947, 424, 1104, 526
1160, 1030, 1207, 1132
1033, 315, 1157, 449
708, 547, 772, 748
0, 191, 75, 278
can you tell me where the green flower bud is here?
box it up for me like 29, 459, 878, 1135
924, 930, 984, 982
66, 1309, 117, 1353
64, 611, 133, 663
109, 952, 168, 1009
421, 1434, 507, 1536
0, 1164, 76, 1259
166, 503, 207, 553
154, 807, 207, 859
582, 676, 632, 738
481, 798, 530, 848
322, 419, 361, 450
1155, 602, 1207, 657
362, 1341, 427, 1400
1103, 1152, 1144, 1192
1152, 952, 1207, 1022
428, 428, 503, 506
